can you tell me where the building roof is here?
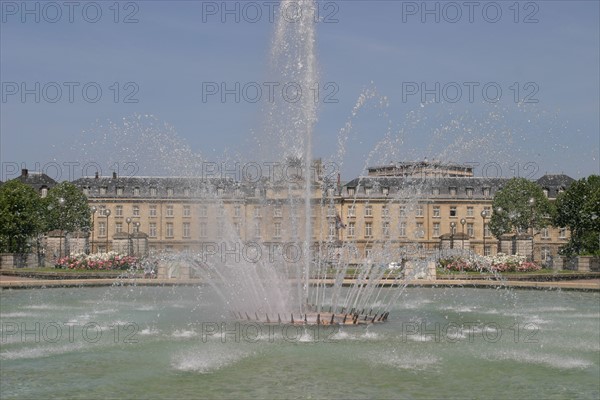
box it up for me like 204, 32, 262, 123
13, 169, 57, 192
536, 174, 575, 198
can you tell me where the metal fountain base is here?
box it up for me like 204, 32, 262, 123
232, 309, 390, 326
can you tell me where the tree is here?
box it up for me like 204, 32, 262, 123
44, 182, 92, 234
489, 178, 554, 239
554, 175, 600, 256
0, 180, 45, 254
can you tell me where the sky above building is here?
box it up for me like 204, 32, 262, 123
1, 0, 599, 182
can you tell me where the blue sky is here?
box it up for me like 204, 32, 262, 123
1, 0, 599, 182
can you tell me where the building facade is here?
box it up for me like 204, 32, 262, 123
69, 162, 574, 265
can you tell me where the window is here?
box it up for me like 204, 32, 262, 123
274, 206, 282, 218
133, 223, 140, 233
348, 188, 355, 196
449, 206, 457, 217
183, 223, 191, 238
217, 207, 225, 217
183, 205, 191, 217
274, 222, 282, 238
365, 222, 372, 237
399, 206, 406, 218
149, 223, 157, 238
166, 205, 174, 217
100, 187, 107, 195
234, 222, 241, 236
484, 246, 491, 256
347, 222, 355, 238
116, 187, 124, 195
467, 223, 474, 237
365, 205, 372, 217
167, 188, 174, 197
166, 223, 174, 238
399, 222, 406, 237
365, 187, 372, 195
253, 207, 261, 218
365, 248, 372, 260
433, 222, 440, 237
433, 206, 440, 218
150, 187, 157, 196
183, 187, 191, 196
543, 188, 549, 198
449, 187, 457, 196
133, 187, 140, 196
234, 205, 241, 218
133, 206, 140, 217
149, 205, 157, 217
382, 205, 389, 218
98, 222, 106, 237
466, 188, 473, 198
115, 205, 123, 217
483, 187, 491, 197
382, 187, 389, 196
416, 205, 423, 217
115, 222, 122, 233
541, 227, 550, 239
327, 206, 336, 217
199, 205, 208, 218
432, 187, 440, 195
217, 222, 224, 239
382, 222, 390, 237
415, 222, 424, 237
467, 206, 474, 217
484, 223, 491, 237
559, 228, 567, 239
541, 246, 551, 261
328, 222, 336, 239
348, 205, 356, 217
254, 221, 261, 238
200, 222, 208, 238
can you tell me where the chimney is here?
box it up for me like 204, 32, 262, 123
95, 172, 99, 179
21, 168, 28, 177
112, 172, 117, 179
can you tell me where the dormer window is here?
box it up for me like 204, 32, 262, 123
449, 187, 457, 196
348, 188, 355, 196
483, 187, 491, 197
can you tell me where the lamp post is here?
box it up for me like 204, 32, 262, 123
528, 197, 535, 262
104, 209, 111, 253
460, 218, 466, 250
450, 221, 456, 249
90, 206, 97, 254
134, 221, 140, 256
58, 197, 65, 258
126, 217, 132, 256
481, 210, 488, 256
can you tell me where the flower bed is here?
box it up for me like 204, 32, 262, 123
55, 252, 139, 270
439, 253, 541, 273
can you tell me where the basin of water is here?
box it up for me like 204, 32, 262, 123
1, 286, 598, 399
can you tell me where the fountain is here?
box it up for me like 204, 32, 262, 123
1, 1, 598, 398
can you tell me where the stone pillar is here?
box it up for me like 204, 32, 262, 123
131, 232, 149, 257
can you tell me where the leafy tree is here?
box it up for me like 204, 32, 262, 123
554, 175, 600, 256
44, 182, 92, 234
0, 180, 45, 253
489, 178, 554, 238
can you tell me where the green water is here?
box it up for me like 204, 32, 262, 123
1, 286, 599, 399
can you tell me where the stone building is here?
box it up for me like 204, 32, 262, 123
70, 162, 573, 265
